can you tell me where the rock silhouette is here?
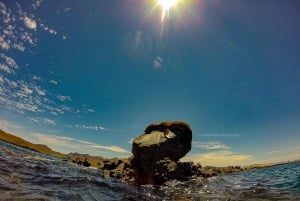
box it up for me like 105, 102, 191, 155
131, 121, 193, 184
132, 121, 192, 162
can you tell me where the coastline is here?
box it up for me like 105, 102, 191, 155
0, 129, 291, 182
0, 129, 65, 158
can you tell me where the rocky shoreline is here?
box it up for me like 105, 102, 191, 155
67, 152, 276, 184
66, 121, 276, 185
0, 125, 279, 185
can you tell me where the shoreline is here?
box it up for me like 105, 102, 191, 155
0, 129, 292, 183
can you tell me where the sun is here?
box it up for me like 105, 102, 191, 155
157, 0, 179, 10
157, 0, 179, 21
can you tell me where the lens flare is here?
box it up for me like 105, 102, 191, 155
157, 0, 178, 10
157, 0, 179, 21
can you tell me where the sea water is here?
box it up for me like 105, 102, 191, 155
0, 140, 299, 201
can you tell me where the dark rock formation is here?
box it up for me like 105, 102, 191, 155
67, 121, 270, 185
132, 121, 192, 162
131, 121, 193, 184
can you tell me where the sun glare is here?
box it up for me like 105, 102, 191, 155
157, 0, 179, 21
157, 0, 178, 10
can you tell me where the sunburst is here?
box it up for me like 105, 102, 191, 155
157, 0, 179, 21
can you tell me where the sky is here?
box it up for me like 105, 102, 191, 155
0, 0, 300, 166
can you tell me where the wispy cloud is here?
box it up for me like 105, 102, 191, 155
74, 124, 111, 131
0, 120, 24, 131
183, 150, 254, 167
31, 0, 43, 10
57, 95, 71, 101
86, 108, 95, 113
0, 1, 73, 117
267, 150, 282, 154
30, 133, 130, 156
59, 105, 79, 113
185, 140, 254, 166
40, 24, 57, 35
221, 37, 249, 60
81, 104, 96, 113
32, 75, 42, 81
0, 53, 18, 74
0, 74, 73, 116
49, 80, 58, 85
0, 63, 12, 74
1, 78, 44, 113
198, 133, 240, 138
193, 141, 230, 150
28, 117, 56, 126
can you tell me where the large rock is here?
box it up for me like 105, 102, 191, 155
132, 121, 192, 162
131, 121, 192, 184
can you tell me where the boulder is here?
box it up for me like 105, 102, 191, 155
131, 121, 192, 184
132, 121, 192, 162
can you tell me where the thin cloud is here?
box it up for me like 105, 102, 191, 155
198, 133, 240, 138
59, 105, 79, 113
0, 120, 24, 131
0, 64, 12, 74
28, 117, 56, 126
221, 37, 249, 60
49, 80, 58, 85
30, 133, 130, 156
34, 86, 46, 96
57, 95, 71, 101
267, 150, 282, 154
87, 145, 129, 154
64, 7, 71, 12
81, 105, 96, 113
86, 108, 95, 113
32, 75, 42, 81
0, 53, 18, 74
75, 124, 110, 131
193, 141, 230, 150
40, 23, 57, 35
183, 150, 254, 167
0, 2, 81, 119
0, 76, 71, 115
31, 0, 43, 10
184, 141, 254, 166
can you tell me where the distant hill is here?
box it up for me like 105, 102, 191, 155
0, 129, 65, 158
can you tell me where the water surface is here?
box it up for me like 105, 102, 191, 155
0, 140, 299, 200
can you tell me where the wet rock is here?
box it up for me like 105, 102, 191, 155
66, 122, 253, 185
131, 121, 192, 184
132, 121, 192, 163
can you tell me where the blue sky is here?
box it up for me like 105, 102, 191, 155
1, 0, 300, 166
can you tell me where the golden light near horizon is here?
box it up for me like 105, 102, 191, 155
157, 0, 179, 21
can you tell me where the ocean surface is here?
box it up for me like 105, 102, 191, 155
0, 140, 299, 201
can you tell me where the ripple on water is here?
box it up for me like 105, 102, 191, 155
1, 140, 300, 201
